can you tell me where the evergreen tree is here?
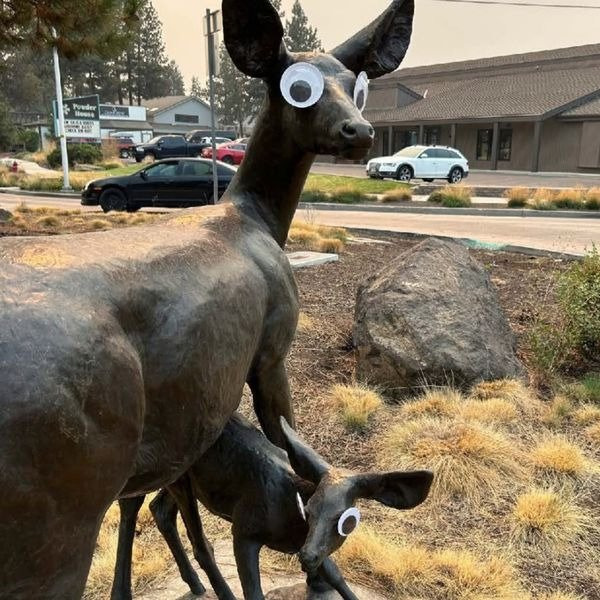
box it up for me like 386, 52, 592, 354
0, 97, 16, 151
162, 60, 185, 96
285, 0, 322, 53
190, 77, 206, 100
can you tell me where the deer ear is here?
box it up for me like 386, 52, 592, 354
280, 417, 330, 485
222, 0, 287, 78
353, 470, 433, 509
331, 0, 414, 79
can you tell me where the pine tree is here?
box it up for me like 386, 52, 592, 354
285, 0, 322, 53
162, 60, 185, 96
190, 77, 206, 100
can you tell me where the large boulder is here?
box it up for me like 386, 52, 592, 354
354, 237, 524, 395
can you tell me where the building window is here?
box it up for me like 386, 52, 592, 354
425, 127, 440, 145
174, 113, 199, 124
476, 129, 493, 161
499, 129, 512, 161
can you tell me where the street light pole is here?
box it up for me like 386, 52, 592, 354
205, 9, 220, 205
51, 29, 71, 192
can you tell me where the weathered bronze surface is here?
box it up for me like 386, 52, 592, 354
111, 415, 432, 600
0, 1, 414, 598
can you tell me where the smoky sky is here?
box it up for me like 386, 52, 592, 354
153, 0, 600, 88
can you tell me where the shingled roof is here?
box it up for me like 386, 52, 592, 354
366, 44, 600, 124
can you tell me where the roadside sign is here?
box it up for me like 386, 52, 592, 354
53, 94, 101, 142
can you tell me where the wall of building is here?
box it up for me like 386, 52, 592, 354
539, 119, 582, 172
152, 100, 212, 127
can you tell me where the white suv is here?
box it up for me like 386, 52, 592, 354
366, 145, 469, 184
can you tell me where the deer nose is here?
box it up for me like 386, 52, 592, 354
299, 549, 320, 572
339, 120, 375, 146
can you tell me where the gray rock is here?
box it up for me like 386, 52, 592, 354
354, 237, 524, 396
0, 209, 12, 222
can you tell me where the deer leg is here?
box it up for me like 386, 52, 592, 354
316, 558, 360, 600
149, 489, 206, 596
167, 476, 236, 600
110, 495, 145, 600
233, 534, 264, 600
248, 359, 295, 448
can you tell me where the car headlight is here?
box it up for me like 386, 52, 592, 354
136, 146, 144, 151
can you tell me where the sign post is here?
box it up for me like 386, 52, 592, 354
204, 9, 221, 205
52, 37, 71, 191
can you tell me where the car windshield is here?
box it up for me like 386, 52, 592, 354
393, 147, 424, 158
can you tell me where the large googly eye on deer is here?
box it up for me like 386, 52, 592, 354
280, 63, 325, 108
337, 507, 361, 537
353, 72, 369, 112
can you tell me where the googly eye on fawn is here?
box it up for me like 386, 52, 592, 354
296, 492, 307, 521
280, 63, 325, 109
353, 71, 369, 112
337, 507, 361, 537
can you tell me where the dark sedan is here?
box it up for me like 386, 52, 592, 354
81, 158, 237, 213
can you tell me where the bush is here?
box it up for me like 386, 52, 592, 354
428, 185, 472, 207
504, 187, 530, 208
300, 190, 330, 203
585, 188, 600, 210
16, 129, 40, 152
530, 189, 557, 210
47, 143, 103, 168
554, 188, 586, 210
329, 188, 370, 204
380, 188, 412, 203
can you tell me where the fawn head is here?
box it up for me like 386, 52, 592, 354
280, 418, 433, 573
222, 0, 414, 159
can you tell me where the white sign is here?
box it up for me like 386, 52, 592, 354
63, 119, 101, 139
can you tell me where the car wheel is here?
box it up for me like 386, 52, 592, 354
126, 204, 141, 213
119, 150, 130, 159
222, 156, 234, 165
99, 188, 128, 213
423, 178, 434, 183
396, 165, 412, 182
448, 167, 463, 184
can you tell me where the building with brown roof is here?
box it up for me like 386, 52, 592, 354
365, 44, 600, 173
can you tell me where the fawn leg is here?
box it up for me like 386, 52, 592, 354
168, 475, 236, 600
318, 558, 359, 600
110, 495, 145, 600
233, 534, 264, 600
149, 489, 206, 596
248, 359, 295, 448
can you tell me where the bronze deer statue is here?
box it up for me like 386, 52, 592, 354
111, 415, 432, 600
0, 1, 414, 598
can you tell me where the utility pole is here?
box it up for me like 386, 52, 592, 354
51, 29, 71, 191
204, 9, 221, 204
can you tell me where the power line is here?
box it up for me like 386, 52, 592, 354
428, 0, 600, 8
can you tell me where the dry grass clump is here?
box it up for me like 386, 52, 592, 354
329, 383, 383, 432
380, 188, 412, 203
89, 219, 112, 230
585, 187, 600, 210
460, 397, 519, 424
537, 593, 587, 600
531, 436, 588, 476
378, 417, 527, 503
336, 527, 523, 599
428, 185, 472, 207
296, 312, 315, 333
572, 404, 600, 426
554, 188, 586, 210
530, 188, 557, 210
288, 221, 348, 253
584, 422, 600, 444
543, 395, 574, 428
399, 388, 462, 419
511, 488, 589, 549
504, 187, 530, 208
35, 215, 60, 228
84, 499, 172, 600
470, 379, 542, 418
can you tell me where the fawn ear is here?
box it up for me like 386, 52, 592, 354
331, 0, 414, 79
222, 0, 287, 78
353, 470, 433, 509
280, 417, 330, 485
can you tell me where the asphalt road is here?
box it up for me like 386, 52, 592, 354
2, 191, 597, 256
312, 163, 600, 189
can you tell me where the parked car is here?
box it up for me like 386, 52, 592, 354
366, 145, 469, 183
81, 158, 237, 212
133, 135, 204, 162
202, 142, 247, 165
185, 131, 234, 146
111, 136, 136, 159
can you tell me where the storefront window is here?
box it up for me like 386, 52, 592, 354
425, 127, 440, 145
499, 129, 512, 161
476, 129, 493, 161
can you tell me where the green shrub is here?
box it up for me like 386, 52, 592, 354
19, 178, 63, 192
15, 129, 40, 152
553, 188, 586, 210
585, 188, 600, 210
564, 373, 600, 404
558, 246, 600, 359
329, 188, 370, 204
427, 190, 444, 204
427, 185, 471, 207
47, 143, 103, 168
300, 190, 330, 203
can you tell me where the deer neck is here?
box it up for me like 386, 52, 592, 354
229, 100, 315, 248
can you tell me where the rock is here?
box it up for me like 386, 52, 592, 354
0, 209, 12, 222
354, 237, 524, 395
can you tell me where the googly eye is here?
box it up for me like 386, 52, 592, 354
337, 507, 361, 537
296, 493, 307, 521
280, 63, 325, 109
353, 71, 369, 112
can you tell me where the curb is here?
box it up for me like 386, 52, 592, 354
298, 201, 600, 219
345, 228, 582, 260
0, 187, 80, 199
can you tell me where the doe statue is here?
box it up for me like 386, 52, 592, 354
0, 1, 414, 598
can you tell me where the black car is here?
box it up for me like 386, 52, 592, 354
81, 158, 237, 213
133, 135, 205, 162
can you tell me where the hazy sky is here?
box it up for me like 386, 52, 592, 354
153, 0, 600, 89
